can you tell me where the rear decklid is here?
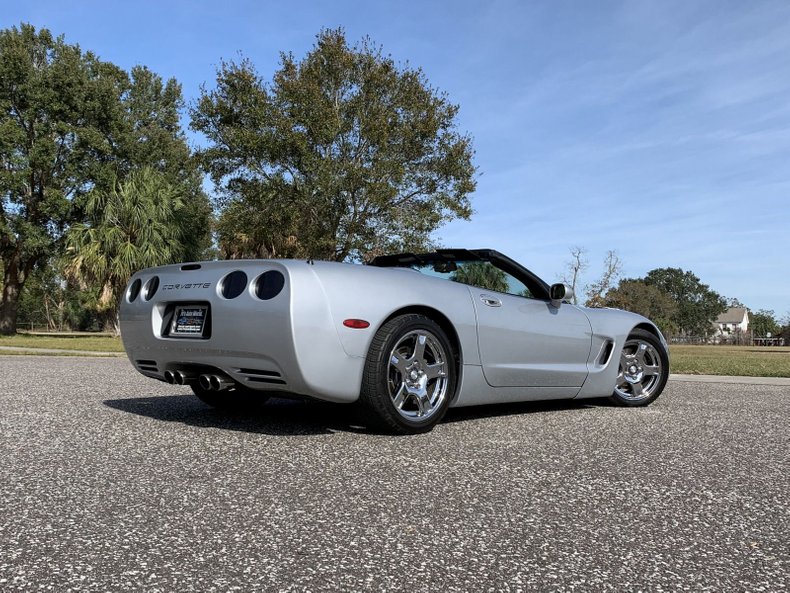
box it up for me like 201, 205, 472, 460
119, 260, 295, 385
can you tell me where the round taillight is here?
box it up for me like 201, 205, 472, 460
127, 278, 142, 302
253, 270, 285, 300
143, 276, 159, 301
221, 270, 248, 299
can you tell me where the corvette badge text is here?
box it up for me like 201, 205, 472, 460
162, 283, 212, 290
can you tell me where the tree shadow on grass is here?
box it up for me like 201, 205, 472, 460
104, 393, 606, 437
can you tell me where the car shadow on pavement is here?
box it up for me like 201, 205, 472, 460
104, 393, 605, 436
443, 398, 603, 424
103, 394, 359, 436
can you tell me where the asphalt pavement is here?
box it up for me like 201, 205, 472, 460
1, 356, 788, 592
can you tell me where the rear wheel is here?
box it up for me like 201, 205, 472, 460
359, 314, 457, 434
191, 384, 269, 411
610, 329, 669, 406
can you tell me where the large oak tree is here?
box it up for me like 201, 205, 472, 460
0, 24, 210, 334
601, 279, 679, 336
602, 268, 727, 337
644, 268, 726, 336
192, 28, 476, 262
0, 24, 118, 333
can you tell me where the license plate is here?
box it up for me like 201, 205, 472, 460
170, 305, 208, 337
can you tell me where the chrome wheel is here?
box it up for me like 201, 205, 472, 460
614, 339, 664, 402
387, 330, 450, 420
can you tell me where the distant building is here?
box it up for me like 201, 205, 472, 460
714, 307, 749, 336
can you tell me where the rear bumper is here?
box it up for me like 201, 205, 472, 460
119, 260, 365, 403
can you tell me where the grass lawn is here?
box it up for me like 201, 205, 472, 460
0, 333, 124, 353
669, 345, 790, 378
1, 334, 788, 378
0, 349, 123, 357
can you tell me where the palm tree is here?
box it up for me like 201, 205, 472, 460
65, 168, 189, 333
450, 261, 509, 293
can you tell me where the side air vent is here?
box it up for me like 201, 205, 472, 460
136, 359, 159, 373
597, 340, 615, 366
235, 368, 286, 385
238, 368, 281, 377
246, 377, 287, 385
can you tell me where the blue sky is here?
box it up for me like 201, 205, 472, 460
4, 0, 789, 316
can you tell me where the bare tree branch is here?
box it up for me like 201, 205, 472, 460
559, 246, 588, 305
585, 250, 623, 308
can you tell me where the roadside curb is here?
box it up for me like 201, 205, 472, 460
0, 346, 123, 357
669, 373, 790, 386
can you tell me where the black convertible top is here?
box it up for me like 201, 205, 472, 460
370, 248, 551, 301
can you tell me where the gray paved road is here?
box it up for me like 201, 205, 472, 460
1, 357, 788, 592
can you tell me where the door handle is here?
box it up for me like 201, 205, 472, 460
480, 295, 502, 307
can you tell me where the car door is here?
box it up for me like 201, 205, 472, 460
472, 289, 593, 388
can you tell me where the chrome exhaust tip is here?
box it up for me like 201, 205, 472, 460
209, 374, 234, 391
198, 374, 213, 390
163, 370, 176, 384
173, 370, 193, 386
198, 373, 235, 391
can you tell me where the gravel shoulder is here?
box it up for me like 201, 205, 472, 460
1, 356, 788, 591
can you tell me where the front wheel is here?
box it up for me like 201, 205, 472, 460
610, 329, 669, 406
359, 314, 457, 434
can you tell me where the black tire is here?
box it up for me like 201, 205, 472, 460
609, 328, 669, 406
191, 384, 270, 411
359, 314, 457, 434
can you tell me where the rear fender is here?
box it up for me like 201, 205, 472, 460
309, 263, 480, 365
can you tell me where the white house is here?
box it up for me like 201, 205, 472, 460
714, 307, 749, 336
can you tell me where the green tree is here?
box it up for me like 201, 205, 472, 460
602, 279, 679, 336
15, 261, 85, 331
450, 262, 509, 293
192, 28, 476, 261
0, 24, 127, 334
213, 187, 301, 258
114, 66, 212, 259
644, 268, 726, 336
65, 168, 194, 333
749, 309, 780, 337
779, 312, 790, 343
0, 23, 210, 334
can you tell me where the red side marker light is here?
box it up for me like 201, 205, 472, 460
343, 319, 370, 329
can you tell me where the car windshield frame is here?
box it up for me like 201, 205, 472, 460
370, 249, 551, 301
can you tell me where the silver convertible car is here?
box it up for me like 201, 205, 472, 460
120, 249, 669, 434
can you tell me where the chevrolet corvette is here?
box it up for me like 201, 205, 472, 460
119, 249, 669, 434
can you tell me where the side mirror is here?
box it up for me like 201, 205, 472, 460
550, 283, 574, 308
